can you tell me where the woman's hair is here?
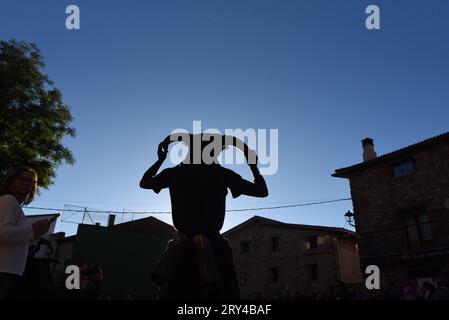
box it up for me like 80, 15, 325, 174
0, 167, 38, 205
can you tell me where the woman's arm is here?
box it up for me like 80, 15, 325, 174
0, 195, 34, 243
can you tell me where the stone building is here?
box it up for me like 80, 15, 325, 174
333, 132, 449, 288
223, 216, 362, 299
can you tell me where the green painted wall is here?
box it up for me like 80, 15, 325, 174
72, 224, 171, 300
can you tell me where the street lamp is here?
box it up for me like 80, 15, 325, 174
344, 210, 355, 227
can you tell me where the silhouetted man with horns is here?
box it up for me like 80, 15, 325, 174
140, 133, 268, 300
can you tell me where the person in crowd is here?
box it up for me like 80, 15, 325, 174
401, 279, 422, 300
434, 275, 449, 300
0, 167, 52, 300
422, 281, 436, 300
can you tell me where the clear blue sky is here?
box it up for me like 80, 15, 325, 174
1, 0, 448, 236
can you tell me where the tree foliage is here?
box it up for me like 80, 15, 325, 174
0, 39, 76, 188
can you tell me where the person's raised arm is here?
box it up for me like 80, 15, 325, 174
246, 162, 269, 198
228, 144, 268, 198
233, 158, 269, 198
139, 140, 168, 189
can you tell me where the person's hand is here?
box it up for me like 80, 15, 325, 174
157, 139, 170, 161
157, 136, 171, 161
32, 219, 51, 239
157, 142, 168, 161
243, 144, 258, 166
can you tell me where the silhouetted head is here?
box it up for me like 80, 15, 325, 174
163, 133, 246, 165
0, 167, 38, 205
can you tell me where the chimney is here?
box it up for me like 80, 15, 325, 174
107, 214, 116, 227
362, 138, 377, 162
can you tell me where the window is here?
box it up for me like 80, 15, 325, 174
308, 235, 318, 249
406, 214, 432, 243
271, 236, 279, 252
309, 264, 319, 282
393, 160, 416, 177
241, 241, 250, 254
418, 214, 433, 241
269, 267, 279, 283
240, 272, 248, 286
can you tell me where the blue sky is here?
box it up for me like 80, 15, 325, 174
1, 0, 448, 236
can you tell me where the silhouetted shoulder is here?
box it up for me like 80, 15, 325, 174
0, 194, 19, 207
